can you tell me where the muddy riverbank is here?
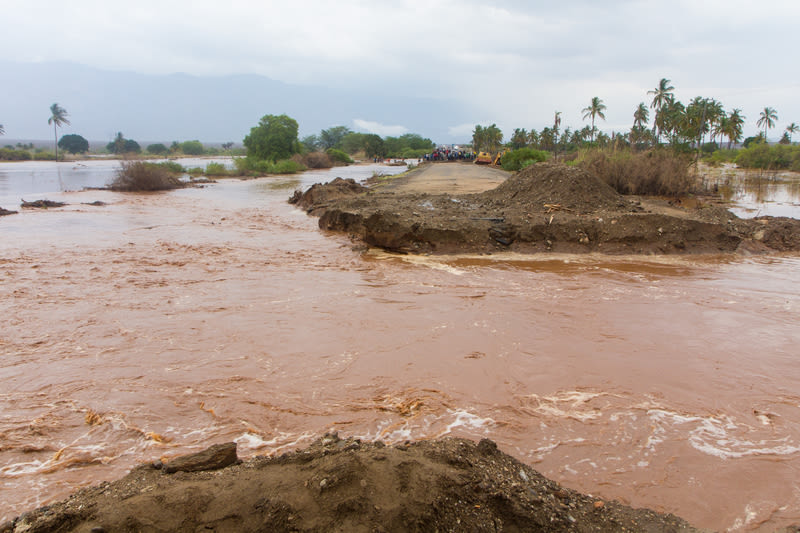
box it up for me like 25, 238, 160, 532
3, 436, 698, 533
291, 162, 800, 255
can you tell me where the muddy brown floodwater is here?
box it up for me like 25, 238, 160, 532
1, 164, 800, 531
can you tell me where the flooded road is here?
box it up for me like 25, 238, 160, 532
1, 162, 800, 531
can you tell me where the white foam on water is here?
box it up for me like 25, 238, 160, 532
443, 409, 494, 434
647, 408, 800, 460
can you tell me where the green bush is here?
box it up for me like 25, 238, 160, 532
501, 148, 548, 171
234, 156, 306, 175
325, 148, 354, 164
204, 162, 229, 176
0, 148, 33, 161
186, 167, 204, 176
735, 143, 799, 170
706, 149, 738, 166
147, 143, 169, 155
154, 161, 186, 173
180, 140, 205, 155
109, 162, 184, 191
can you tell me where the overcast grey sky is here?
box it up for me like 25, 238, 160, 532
4, 0, 799, 141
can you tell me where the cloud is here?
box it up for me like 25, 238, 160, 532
353, 119, 408, 137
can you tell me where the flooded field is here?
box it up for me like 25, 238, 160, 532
1, 161, 800, 531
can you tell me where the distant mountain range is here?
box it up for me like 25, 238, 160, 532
1, 61, 469, 144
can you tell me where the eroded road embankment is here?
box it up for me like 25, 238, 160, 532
290, 162, 800, 255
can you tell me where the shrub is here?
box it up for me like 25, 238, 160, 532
204, 162, 229, 176
235, 156, 306, 175
0, 148, 33, 161
180, 140, 205, 155
706, 149, 738, 166
325, 148, 354, 164
293, 152, 333, 169
501, 148, 548, 171
147, 143, 169, 155
154, 161, 186, 173
735, 143, 799, 170
109, 161, 184, 191
186, 167, 204, 176
578, 148, 694, 196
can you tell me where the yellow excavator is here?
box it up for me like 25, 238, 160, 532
475, 148, 509, 166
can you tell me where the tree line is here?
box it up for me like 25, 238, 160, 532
473, 78, 797, 156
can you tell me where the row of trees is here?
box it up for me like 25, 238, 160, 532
301, 126, 435, 159
480, 79, 797, 159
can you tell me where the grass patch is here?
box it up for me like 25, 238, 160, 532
109, 161, 185, 191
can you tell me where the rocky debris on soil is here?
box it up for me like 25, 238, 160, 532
0, 207, 18, 216
1, 435, 698, 533
82, 201, 107, 206
291, 162, 800, 255
161, 441, 239, 473
20, 199, 67, 209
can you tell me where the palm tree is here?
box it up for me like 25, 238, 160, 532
756, 107, 778, 142
786, 122, 799, 144
726, 109, 745, 149
633, 102, 649, 130
581, 97, 607, 142
0, 123, 4, 136
647, 78, 674, 143
48, 103, 70, 161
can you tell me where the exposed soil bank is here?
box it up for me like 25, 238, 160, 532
291, 162, 800, 255
2, 436, 699, 533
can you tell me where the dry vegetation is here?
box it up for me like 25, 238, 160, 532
578, 149, 695, 196
109, 161, 185, 192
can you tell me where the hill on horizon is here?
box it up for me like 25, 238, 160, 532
1, 61, 469, 145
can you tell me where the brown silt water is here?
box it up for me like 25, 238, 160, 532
1, 164, 799, 531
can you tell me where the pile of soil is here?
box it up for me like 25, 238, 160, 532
291, 162, 800, 255
484, 164, 630, 214
0, 207, 17, 216
2, 435, 698, 532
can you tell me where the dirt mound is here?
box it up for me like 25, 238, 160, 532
290, 163, 800, 255
483, 162, 630, 214
3, 436, 698, 533
0, 207, 18, 216
290, 177, 367, 215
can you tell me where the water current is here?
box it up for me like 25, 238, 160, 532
1, 160, 799, 531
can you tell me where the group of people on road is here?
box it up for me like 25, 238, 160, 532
424, 149, 475, 162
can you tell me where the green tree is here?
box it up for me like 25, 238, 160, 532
647, 78, 674, 143
107, 133, 141, 154
221, 142, 234, 151
472, 124, 503, 152
319, 126, 352, 150
510, 128, 528, 149
243, 114, 300, 162
581, 97, 606, 142
779, 132, 791, 145
48, 103, 70, 161
301, 134, 320, 152
58, 134, 89, 154
362, 134, 385, 158
757, 107, 778, 142
180, 140, 204, 155
340, 132, 366, 154
633, 102, 649, 130
0, 124, 4, 135
723, 109, 745, 149
786, 122, 799, 144
147, 143, 169, 155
